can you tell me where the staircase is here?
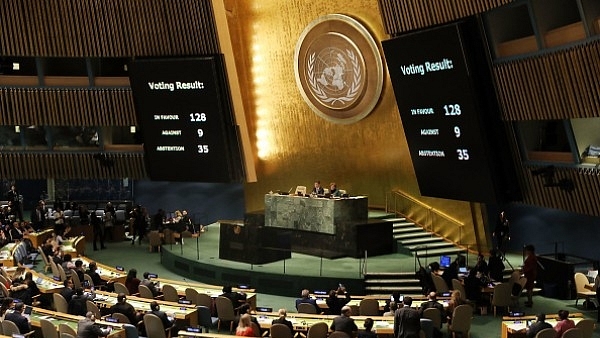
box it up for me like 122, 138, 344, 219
363, 217, 467, 296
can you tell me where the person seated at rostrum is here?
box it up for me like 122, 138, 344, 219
295, 289, 318, 312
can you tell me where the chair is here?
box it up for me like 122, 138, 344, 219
40, 318, 59, 338
447, 304, 472, 338
2, 319, 34, 336
143, 313, 171, 338
250, 322, 261, 337
419, 318, 433, 338
39, 246, 52, 273
451, 279, 467, 301
328, 332, 350, 338
294, 186, 307, 195
562, 328, 583, 338
185, 287, 199, 304
422, 307, 442, 329
306, 322, 328, 338
73, 236, 85, 256
535, 328, 557, 338
197, 305, 218, 333
111, 312, 131, 324
0, 274, 8, 288
431, 273, 449, 293
56, 263, 67, 282
215, 296, 236, 332
50, 260, 61, 280
138, 284, 154, 299
0, 283, 9, 297
53, 292, 68, 313
123, 323, 139, 338
148, 231, 162, 252
70, 271, 82, 289
297, 303, 318, 314
162, 284, 179, 302
197, 293, 213, 308
511, 277, 527, 306
270, 323, 292, 338
492, 282, 512, 316
349, 305, 360, 316
114, 281, 129, 295
575, 318, 595, 338
59, 323, 77, 338
359, 298, 380, 316
574, 272, 596, 307
83, 274, 94, 288
86, 300, 101, 318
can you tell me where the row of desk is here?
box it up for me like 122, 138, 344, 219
501, 313, 585, 338
28, 306, 125, 338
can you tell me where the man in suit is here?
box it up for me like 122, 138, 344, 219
149, 301, 174, 331
526, 313, 552, 338
330, 305, 358, 337
394, 296, 421, 338
419, 292, 445, 324
110, 293, 138, 324
6, 185, 22, 221
5, 302, 31, 334
295, 289, 318, 312
77, 311, 110, 338
311, 181, 324, 195
60, 278, 75, 302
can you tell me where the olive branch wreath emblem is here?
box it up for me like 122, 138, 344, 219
307, 49, 361, 105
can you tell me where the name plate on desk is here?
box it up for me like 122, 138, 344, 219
263, 194, 368, 235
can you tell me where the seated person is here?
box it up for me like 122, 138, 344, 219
221, 285, 246, 312
68, 287, 90, 316
73, 259, 86, 284
148, 301, 174, 332
527, 313, 552, 338
110, 293, 140, 325
383, 301, 398, 316
234, 304, 260, 330
330, 305, 358, 337
311, 181, 324, 195
329, 183, 342, 197
60, 278, 75, 302
235, 313, 254, 337
271, 308, 294, 334
85, 261, 106, 288
61, 254, 75, 277
554, 310, 575, 338
357, 317, 377, 338
77, 312, 110, 338
419, 292, 445, 324
295, 289, 318, 312
5, 302, 31, 334
140, 272, 160, 297
326, 286, 351, 315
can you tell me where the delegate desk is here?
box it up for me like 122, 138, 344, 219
7, 267, 64, 294
24, 228, 54, 248
76, 257, 127, 283
93, 290, 198, 327
29, 306, 125, 338
60, 236, 86, 257
253, 312, 395, 335
0, 242, 19, 267
315, 295, 450, 312
154, 277, 257, 309
501, 313, 584, 338
264, 194, 368, 235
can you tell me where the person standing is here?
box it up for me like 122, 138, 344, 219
6, 185, 22, 221
522, 244, 538, 307
30, 201, 46, 231
493, 211, 510, 258
394, 296, 421, 338
91, 212, 106, 251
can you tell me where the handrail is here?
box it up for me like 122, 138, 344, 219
386, 190, 473, 253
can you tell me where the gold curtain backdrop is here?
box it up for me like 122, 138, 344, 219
220, 0, 487, 250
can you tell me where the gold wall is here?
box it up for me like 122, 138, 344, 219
221, 0, 488, 250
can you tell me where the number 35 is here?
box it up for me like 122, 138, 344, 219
198, 145, 209, 153
456, 149, 469, 160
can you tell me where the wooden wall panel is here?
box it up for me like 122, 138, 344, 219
377, 0, 512, 35
0, 153, 145, 179
0, 88, 136, 126
494, 41, 600, 121
0, 0, 221, 57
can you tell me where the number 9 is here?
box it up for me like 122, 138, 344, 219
197, 129, 204, 138
454, 126, 461, 138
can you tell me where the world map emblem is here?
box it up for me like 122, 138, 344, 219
295, 14, 383, 124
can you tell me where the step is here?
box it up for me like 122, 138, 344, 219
414, 247, 465, 258
364, 272, 417, 278
364, 279, 420, 284
382, 217, 406, 222
405, 241, 455, 251
399, 237, 443, 245
394, 232, 433, 240
392, 222, 417, 228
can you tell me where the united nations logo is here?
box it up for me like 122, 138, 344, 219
295, 14, 383, 124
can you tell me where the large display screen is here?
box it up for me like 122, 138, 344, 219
383, 19, 513, 203
129, 56, 244, 182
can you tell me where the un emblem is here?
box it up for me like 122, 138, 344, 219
295, 14, 383, 124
